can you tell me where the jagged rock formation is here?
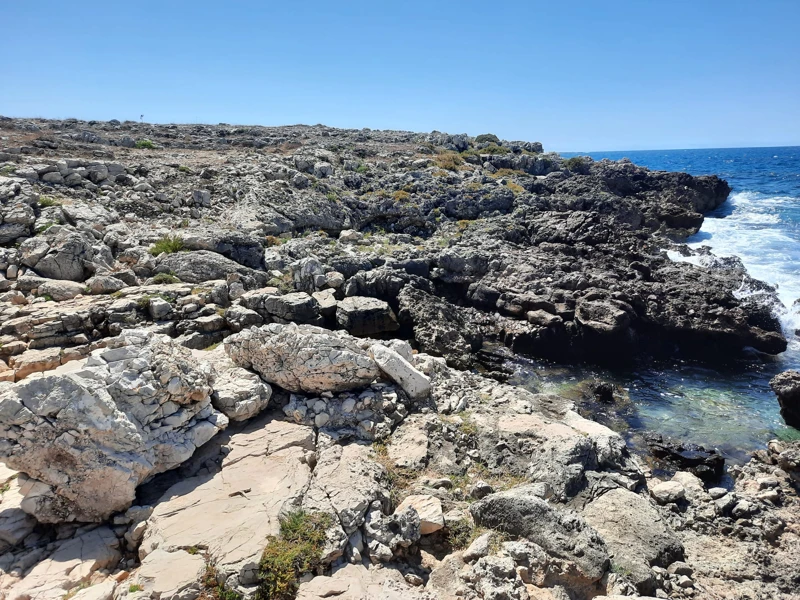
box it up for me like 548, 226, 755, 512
0, 330, 228, 522
0, 117, 797, 600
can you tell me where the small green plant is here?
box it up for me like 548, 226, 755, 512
41, 294, 54, 302
38, 195, 61, 207
445, 518, 483, 550
178, 165, 192, 173
0, 165, 17, 176
475, 133, 500, 144
326, 191, 339, 203
62, 582, 90, 600
128, 584, 143, 593
456, 412, 479, 436
356, 164, 369, 174
186, 546, 200, 555
135, 139, 155, 149
151, 272, 180, 284
35, 222, 55, 234
203, 565, 241, 600
149, 235, 185, 256
256, 511, 332, 600
178, 218, 190, 228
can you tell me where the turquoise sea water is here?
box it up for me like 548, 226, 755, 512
513, 147, 800, 462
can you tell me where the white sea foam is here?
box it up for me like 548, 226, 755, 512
685, 190, 800, 344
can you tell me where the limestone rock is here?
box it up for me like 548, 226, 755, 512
140, 416, 315, 589
394, 494, 444, 535
397, 286, 481, 368
37, 279, 86, 301
129, 549, 205, 600
336, 296, 399, 336
155, 250, 267, 285
582, 488, 684, 594
370, 344, 431, 400
4, 527, 120, 600
0, 330, 227, 522
263, 291, 322, 324
770, 370, 800, 428
470, 485, 609, 584
224, 323, 380, 394
649, 480, 685, 504
296, 563, 429, 600
202, 346, 272, 421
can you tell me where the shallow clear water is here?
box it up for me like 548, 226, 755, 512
515, 147, 800, 461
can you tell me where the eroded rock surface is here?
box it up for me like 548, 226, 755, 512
0, 329, 227, 522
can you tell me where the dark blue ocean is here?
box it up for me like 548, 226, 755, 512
513, 147, 800, 461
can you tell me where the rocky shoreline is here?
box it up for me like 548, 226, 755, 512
0, 117, 797, 599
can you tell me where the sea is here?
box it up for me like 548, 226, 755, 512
511, 146, 800, 462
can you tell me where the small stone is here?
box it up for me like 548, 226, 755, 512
463, 532, 492, 562
667, 561, 693, 576
394, 494, 444, 535
314, 413, 330, 428
708, 487, 727, 499
650, 480, 686, 504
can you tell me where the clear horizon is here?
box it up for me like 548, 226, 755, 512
3, 0, 798, 152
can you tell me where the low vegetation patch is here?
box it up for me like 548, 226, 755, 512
135, 139, 156, 149
433, 151, 464, 171
564, 156, 587, 172
38, 195, 61, 207
0, 165, 16, 177
149, 235, 185, 256
506, 182, 525, 195
201, 564, 241, 600
392, 190, 411, 202
256, 511, 332, 600
462, 144, 510, 157
372, 442, 416, 508
128, 584, 143, 593
151, 272, 180, 284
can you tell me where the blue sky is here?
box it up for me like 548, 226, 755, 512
3, 1, 798, 151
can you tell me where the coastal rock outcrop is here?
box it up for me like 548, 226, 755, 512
770, 370, 800, 428
224, 323, 381, 393
0, 329, 227, 522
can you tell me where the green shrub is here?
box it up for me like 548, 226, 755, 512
326, 191, 339, 203
256, 512, 332, 600
463, 144, 509, 157
135, 139, 155, 149
128, 584, 143, 593
0, 165, 17, 176
38, 196, 61, 207
356, 164, 369, 174
564, 156, 588, 172
149, 235, 185, 256
475, 133, 500, 144
151, 272, 180, 284
392, 190, 411, 202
